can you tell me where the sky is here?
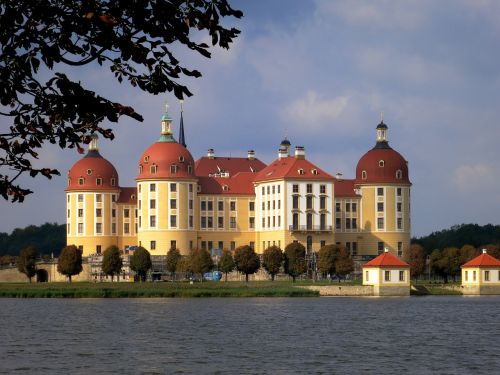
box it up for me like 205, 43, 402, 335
1, 0, 500, 237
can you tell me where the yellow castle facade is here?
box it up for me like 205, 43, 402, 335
66, 106, 411, 260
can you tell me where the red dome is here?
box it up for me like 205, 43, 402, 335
356, 146, 410, 184
137, 141, 196, 180
67, 151, 119, 191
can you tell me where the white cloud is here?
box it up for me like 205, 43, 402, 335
281, 91, 349, 130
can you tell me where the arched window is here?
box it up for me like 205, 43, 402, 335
361, 170, 367, 180
78, 177, 85, 185
110, 178, 116, 186
67, 178, 71, 187
143, 156, 150, 163
170, 164, 177, 174
187, 165, 193, 175
150, 164, 157, 174
96, 178, 102, 186
379, 160, 385, 167
298, 168, 305, 175
396, 170, 402, 179
311, 169, 318, 175
139, 165, 143, 174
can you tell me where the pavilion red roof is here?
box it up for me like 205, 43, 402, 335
335, 179, 360, 197
116, 187, 137, 204
195, 156, 266, 177
363, 251, 409, 267
197, 172, 257, 195
254, 156, 334, 182
461, 252, 500, 268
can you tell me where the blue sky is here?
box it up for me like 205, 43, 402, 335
1, 0, 500, 237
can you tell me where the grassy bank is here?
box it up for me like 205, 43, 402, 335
0, 281, 320, 298
411, 284, 462, 296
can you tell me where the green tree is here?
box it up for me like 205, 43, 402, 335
233, 245, 260, 282
317, 244, 337, 278
101, 245, 123, 281
335, 246, 354, 281
218, 249, 235, 282
166, 247, 182, 281
17, 245, 38, 282
262, 246, 283, 281
459, 244, 480, 266
0, 0, 242, 201
406, 244, 426, 280
430, 247, 460, 283
57, 245, 83, 282
189, 248, 214, 281
284, 242, 306, 282
130, 246, 152, 282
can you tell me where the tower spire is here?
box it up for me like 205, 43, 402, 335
179, 100, 186, 147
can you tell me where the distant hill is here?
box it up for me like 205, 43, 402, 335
0, 223, 65, 257
412, 224, 500, 253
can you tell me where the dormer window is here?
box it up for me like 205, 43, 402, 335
197, 185, 201, 193
170, 164, 177, 174
143, 156, 150, 163
379, 160, 385, 167
362, 170, 367, 180
67, 178, 71, 187
179, 155, 185, 162
78, 177, 85, 185
150, 164, 157, 174
311, 169, 318, 175
223, 185, 229, 191
187, 165, 193, 175
396, 170, 402, 179
131, 194, 136, 200
139, 165, 143, 174
96, 178, 102, 186
110, 178, 116, 187
298, 168, 305, 175
86, 169, 93, 175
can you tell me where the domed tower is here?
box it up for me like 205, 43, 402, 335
136, 104, 198, 255
66, 135, 120, 256
355, 121, 411, 258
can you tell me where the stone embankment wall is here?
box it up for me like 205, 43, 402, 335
0, 263, 91, 282
301, 285, 374, 296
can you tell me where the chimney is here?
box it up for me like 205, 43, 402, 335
335, 173, 343, 180
295, 146, 305, 159
207, 148, 215, 159
384, 248, 389, 253
278, 147, 288, 159
247, 150, 255, 160
482, 249, 487, 254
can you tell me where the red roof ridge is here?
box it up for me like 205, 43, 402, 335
363, 251, 409, 267
461, 252, 500, 268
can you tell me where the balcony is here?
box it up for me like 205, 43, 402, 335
289, 225, 332, 232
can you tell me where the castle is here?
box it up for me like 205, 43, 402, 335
66, 105, 411, 261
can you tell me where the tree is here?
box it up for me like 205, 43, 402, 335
17, 245, 38, 282
430, 247, 460, 283
57, 245, 82, 282
218, 249, 235, 282
262, 246, 283, 281
284, 242, 306, 282
459, 244, 480, 266
406, 244, 426, 280
130, 246, 151, 282
166, 247, 181, 281
233, 245, 260, 282
0, 1, 242, 201
335, 246, 354, 281
482, 244, 500, 259
101, 245, 122, 281
317, 244, 337, 279
189, 248, 214, 281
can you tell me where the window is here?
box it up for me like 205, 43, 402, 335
249, 241, 255, 249
86, 169, 92, 175
150, 215, 156, 227
201, 201, 207, 211
397, 187, 402, 196
397, 218, 403, 230
150, 199, 156, 209
361, 170, 367, 180
96, 178, 102, 186
306, 196, 313, 209
396, 170, 402, 179
365, 271, 369, 282
298, 168, 305, 175
96, 245, 101, 254
171, 240, 177, 250
78, 194, 83, 202
170, 199, 176, 209
336, 202, 341, 212
249, 217, 255, 229
111, 178, 116, 187
111, 223, 116, 234
201, 241, 207, 250
473, 270, 477, 281
352, 242, 358, 256
346, 218, 351, 229
230, 201, 236, 211
262, 186, 265, 195
249, 201, 255, 211
378, 242, 384, 254
187, 165, 193, 174
397, 202, 402, 212
320, 214, 326, 229
377, 187, 384, 196
78, 223, 83, 234
320, 196, 326, 209
207, 201, 213, 211
218, 216, 224, 229
78, 209, 83, 218
144, 156, 150, 163
267, 186, 270, 194
96, 194, 102, 202
293, 213, 299, 228
207, 216, 213, 228
96, 208, 102, 217
278, 200, 281, 209
397, 243, 403, 258
352, 218, 357, 229
465, 270, 468, 282
111, 195, 116, 202
112, 209, 116, 218
277, 185, 280, 194
306, 184, 313, 194
293, 196, 299, 209
384, 270, 391, 281
78, 177, 84, 185
135, 209, 138, 218
170, 215, 177, 227
346, 202, 351, 212
278, 216, 281, 227
377, 217, 384, 230
335, 218, 341, 229
262, 201, 265, 210
96, 223, 102, 234
312, 169, 318, 175
189, 184, 193, 193
218, 241, 224, 250
189, 199, 193, 210
262, 217, 266, 228
189, 215, 193, 228
267, 201, 270, 210
67, 223, 70, 234
201, 217, 207, 229
150, 183, 156, 192
230, 217, 236, 229
352, 202, 357, 212
293, 184, 299, 193
379, 160, 385, 167
150, 241, 156, 250
346, 242, 351, 252
230, 241, 236, 251
485, 270, 490, 282
170, 183, 176, 192
150, 164, 157, 174
124, 223, 130, 234
272, 186, 275, 194
320, 185, 326, 194
306, 213, 313, 230
218, 201, 224, 211
399, 271, 405, 282
272, 200, 275, 209
377, 202, 384, 212
170, 164, 177, 174
138, 184, 142, 193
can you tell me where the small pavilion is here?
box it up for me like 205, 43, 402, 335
362, 249, 410, 296
461, 249, 500, 295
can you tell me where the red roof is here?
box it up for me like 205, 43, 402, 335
254, 156, 334, 182
335, 179, 360, 197
66, 151, 119, 191
356, 147, 410, 185
195, 156, 266, 176
363, 251, 409, 267
462, 252, 500, 268
137, 141, 196, 180
116, 187, 137, 204
198, 172, 257, 195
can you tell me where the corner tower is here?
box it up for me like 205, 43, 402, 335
355, 120, 411, 258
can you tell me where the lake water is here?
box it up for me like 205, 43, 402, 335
0, 296, 499, 374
